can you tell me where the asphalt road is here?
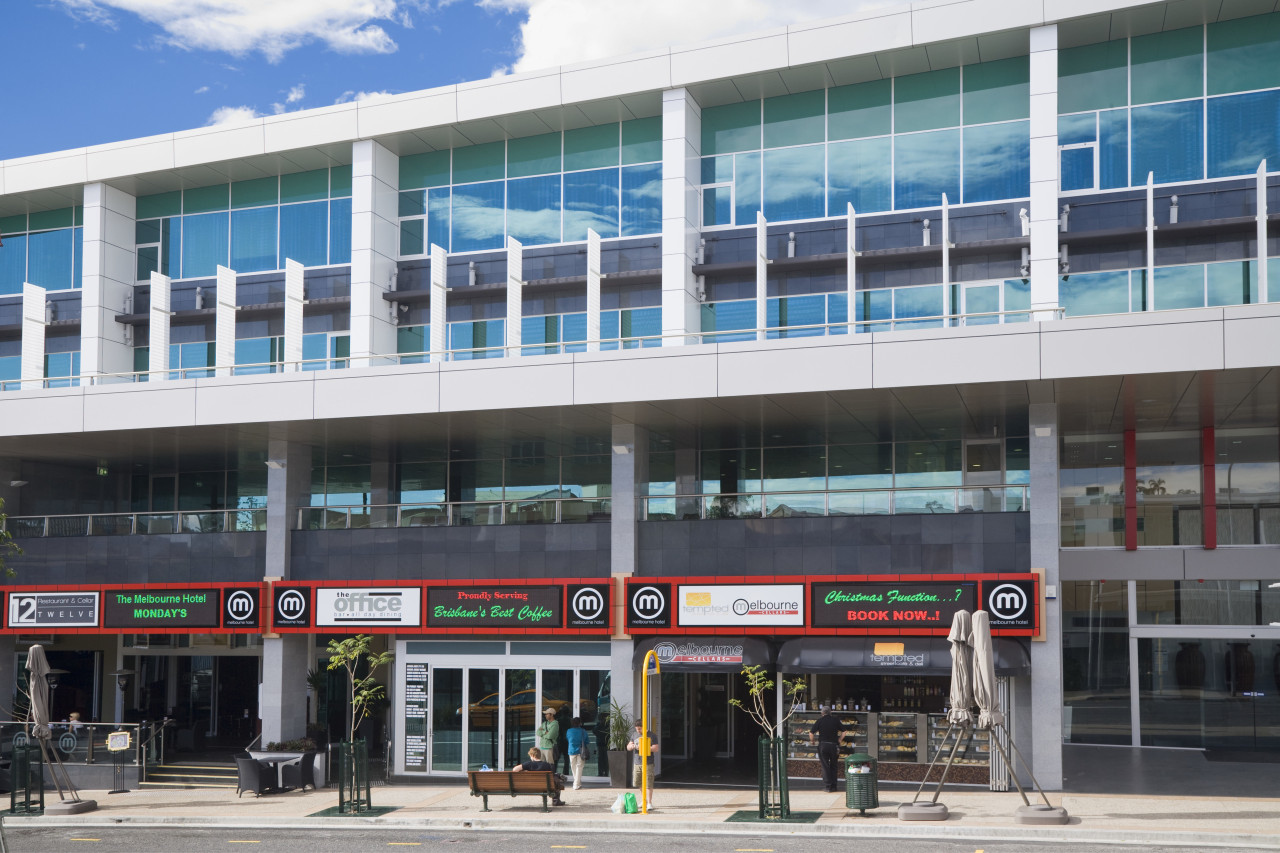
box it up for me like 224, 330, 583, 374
0, 828, 1266, 853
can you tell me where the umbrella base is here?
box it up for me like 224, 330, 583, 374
1015, 804, 1069, 825
897, 802, 949, 821
45, 799, 97, 815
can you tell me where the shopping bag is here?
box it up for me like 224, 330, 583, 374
622, 792, 639, 814
610, 794, 626, 814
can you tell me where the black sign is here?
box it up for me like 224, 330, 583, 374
566, 584, 609, 629
627, 582, 671, 629
404, 662, 429, 772
222, 588, 260, 629
273, 586, 311, 628
811, 582, 977, 629
103, 588, 220, 629
982, 579, 1036, 630
426, 586, 562, 628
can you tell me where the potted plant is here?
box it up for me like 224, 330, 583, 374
326, 634, 393, 814
604, 701, 636, 788
729, 665, 806, 820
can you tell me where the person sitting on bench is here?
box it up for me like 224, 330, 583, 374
512, 747, 565, 806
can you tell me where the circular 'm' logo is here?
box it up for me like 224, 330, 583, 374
227, 590, 255, 621
277, 589, 307, 621
654, 642, 677, 664
732, 599, 750, 616
571, 587, 605, 621
631, 586, 666, 620
58, 732, 78, 754
988, 584, 1029, 621
12, 733, 27, 748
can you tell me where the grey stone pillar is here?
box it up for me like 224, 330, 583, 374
260, 634, 309, 745
1027, 390, 1062, 789
610, 424, 647, 576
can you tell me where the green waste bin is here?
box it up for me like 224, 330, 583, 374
844, 753, 878, 815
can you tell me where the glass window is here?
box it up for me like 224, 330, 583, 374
963, 121, 1029, 202
564, 124, 619, 172
762, 145, 825, 221
734, 151, 761, 225
855, 288, 891, 332
280, 169, 329, 203
1208, 90, 1280, 178
894, 68, 961, 133
1059, 113, 1098, 145
1206, 260, 1255, 307
894, 284, 945, 329
234, 337, 281, 375
828, 443, 892, 490
504, 455, 560, 500
1006, 436, 1030, 484
564, 168, 619, 241
1099, 108, 1129, 189
137, 191, 181, 219
451, 182, 505, 253
1061, 581, 1130, 744
702, 155, 732, 184
231, 176, 278, 209
621, 163, 662, 236
397, 325, 426, 359
27, 229, 73, 290
702, 186, 732, 228
1132, 101, 1203, 184
279, 201, 329, 267
399, 190, 426, 218
400, 218, 425, 257
453, 141, 505, 184
329, 197, 352, 264
399, 460, 447, 503
763, 446, 826, 492
181, 212, 229, 278
828, 137, 891, 214
330, 166, 352, 198
1059, 40, 1128, 114
702, 100, 761, 156
325, 464, 372, 506
43, 351, 80, 387
0, 234, 26, 296
137, 244, 160, 281
894, 129, 960, 209
963, 56, 1030, 124
230, 207, 278, 272
1061, 146, 1096, 191
828, 79, 891, 140
29, 208, 72, 231
1135, 433, 1202, 546
184, 184, 230, 215
506, 175, 561, 246
507, 132, 562, 178
1060, 435, 1125, 546
700, 300, 755, 342
1152, 264, 1204, 310
400, 150, 451, 190
621, 117, 661, 165
767, 294, 826, 338
1207, 12, 1280, 96
1131, 27, 1203, 105
763, 90, 825, 148
894, 440, 961, 487
1215, 429, 1280, 546
1137, 580, 1273, 626
700, 448, 760, 495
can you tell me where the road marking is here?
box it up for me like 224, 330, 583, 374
227, 842, 262, 845
737, 849, 774, 851
551, 847, 588, 849
388, 844, 423, 847
69, 839, 101, 842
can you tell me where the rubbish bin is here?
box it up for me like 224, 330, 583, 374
844, 753, 878, 815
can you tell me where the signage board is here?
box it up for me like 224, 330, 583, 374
982, 579, 1037, 630
426, 586, 560, 629
652, 639, 745, 665
811, 581, 977, 629
222, 588, 260, 629
103, 588, 220, 629
626, 583, 671, 629
565, 584, 609, 629
6, 592, 99, 629
676, 584, 803, 627
316, 588, 422, 628
273, 586, 311, 628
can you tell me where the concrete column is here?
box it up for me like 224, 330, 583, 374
20, 283, 46, 390
81, 182, 136, 378
350, 139, 400, 366
661, 87, 702, 342
610, 424, 647, 577
0, 459, 24, 516
1028, 24, 1060, 319
264, 435, 312, 579
215, 265, 236, 376
283, 259, 304, 370
1027, 391, 1063, 789
260, 634, 309, 745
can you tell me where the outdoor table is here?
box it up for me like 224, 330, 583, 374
247, 750, 304, 790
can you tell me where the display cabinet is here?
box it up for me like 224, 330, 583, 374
875, 712, 918, 762
784, 710, 869, 760
926, 715, 991, 766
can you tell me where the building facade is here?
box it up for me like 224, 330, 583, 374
1, 0, 1279, 789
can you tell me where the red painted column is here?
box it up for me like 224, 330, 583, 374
1124, 429, 1137, 551
1202, 426, 1216, 549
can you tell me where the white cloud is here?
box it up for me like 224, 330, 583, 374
207, 105, 261, 125
194, 85, 210, 94
51, 0, 406, 63
286, 84, 306, 104
335, 90, 396, 104
478, 0, 909, 74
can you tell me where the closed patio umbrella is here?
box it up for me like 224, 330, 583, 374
24, 645, 94, 812
971, 610, 1004, 730
947, 609, 974, 728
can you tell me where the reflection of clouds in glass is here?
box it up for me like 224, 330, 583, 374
622, 164, 662, 235
894, 129, 960, 209
1132, 101, 1201, 181
507, 207, 562, 246
962, 122, 1029, 202
1209, 92, 1280, 177
763, 146, 824, 219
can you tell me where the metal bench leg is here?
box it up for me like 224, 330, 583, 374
542, 794, 549, 812
481, 794, 490, 812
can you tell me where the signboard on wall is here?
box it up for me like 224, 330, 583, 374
626, 583, 671, 629
6, 592, 100, 629
676, 584, 804, 627
810, 581, 977, 629
426, 586, 561, 629
565, 584, 609, 629
222, 588, 260, 629
982, 579, 1037, 630
103, 588, 221, 629
273, 586, 312, 628
316, 588, 422, 628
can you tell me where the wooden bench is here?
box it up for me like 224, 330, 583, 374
467, 770, 561, 812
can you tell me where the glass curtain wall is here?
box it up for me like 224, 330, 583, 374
0, 208, 84, 294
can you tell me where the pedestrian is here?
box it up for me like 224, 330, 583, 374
537, 706, 561, 767
565, 716, 590, 790
626, 723, 658, 810
512, 746, 565, 805
808, 704, 850, 792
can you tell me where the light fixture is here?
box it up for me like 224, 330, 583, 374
109, 668, 134, 691
265, 460, 286, 469
45, 668, 68, 690
8, 480, 26, 487
611, 444, 632, 455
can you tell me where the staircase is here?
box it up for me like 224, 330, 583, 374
140, 760, 238, 790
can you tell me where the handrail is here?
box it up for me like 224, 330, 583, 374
0, 721, 147, 766
296, 497, 612, 529
641, 485, 1030, 520
3, 508, 266, 539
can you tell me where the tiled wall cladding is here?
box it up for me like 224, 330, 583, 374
638, 513, 1029, 576
2, 532, 266, 585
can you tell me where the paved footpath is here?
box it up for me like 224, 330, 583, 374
9, 783, 1280, 850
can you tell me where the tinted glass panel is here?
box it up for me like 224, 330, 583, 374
1060, 271, 1130, 316
0, 235, 25, 295
184, 184, 230, 214
1059, 112, 1098, 145
230, 207, 277, 272
828, 137, 892, 214
1061, 146, 1095, 191
427, 189, 451, 250
963, 56, 1030, 124
400, 150, 451, 190
564, 124, 619, 171
1153, 264, 1204, 310
182, 212, 229, 278
453, 141, 505, 184
137, 191, 181, 219
621, 163, 662, 236
702, 101, 761, 156
894, 129, 960, 209
895, 68, 960, 133
507, 132, 562, 178
963, 121, 1029, 202
279, 201, 328, 267
27, 229, 73, 290
231, 177, 278, 209
330, 166, 352, 197
828, 79, 891, 140
1059, 40, 1128, 113
621, 117, 661, 164
762, 145, 825, 220
400, 218, 425, 256
1132, 101, 1203, 184
1131, 26, 1203, 105
280, 169, 329, 203
507, 175, 561, 245
1207, 12, 1280, 96
1207, 260, 1254, 306
452, 181, 505, 252
399, 190, 426, 218
763, 90, 825, 148
564, 168, 619, 241
1208, 90, 1280, 178
734, 151, 761, 225
1099, 108, 1130, 189
329, 197, 352, 264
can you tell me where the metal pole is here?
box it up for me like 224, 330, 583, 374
640, 650, 661, 814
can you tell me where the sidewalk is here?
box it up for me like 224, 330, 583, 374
9, 782, 1280, 850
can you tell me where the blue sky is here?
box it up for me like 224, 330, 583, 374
1, 0, 896, 162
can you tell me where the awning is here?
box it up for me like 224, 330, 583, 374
776, 637, 1031, 676
632, 637, 775, 673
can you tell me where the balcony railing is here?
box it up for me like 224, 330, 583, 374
298, 498, 613, 529
0, 721, 157, 767
642, 485, 1029, 520
4, 509, 267, 539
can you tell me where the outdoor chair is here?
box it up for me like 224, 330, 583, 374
234, 753, 272, 798
282, 751, 318, 791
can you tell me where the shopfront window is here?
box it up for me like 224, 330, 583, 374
1215, 429, 1280, 544
1137, 580, 1280, 625
1062, 581, 1131, 745
1060, 435, 1124, 547
1135, 433, 1201, 546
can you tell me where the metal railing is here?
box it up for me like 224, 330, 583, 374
642, 485, 1029, 520
298, 498, 612, 529
0, 721, 151, 767
3, 509, 266, 539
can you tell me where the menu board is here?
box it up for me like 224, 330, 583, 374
403, 663, 429, 772
811, 581, 977, 629
426, 586, 562, 629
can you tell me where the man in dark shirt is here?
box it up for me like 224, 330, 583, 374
512, 746, 565, 805
809, 705, 851, 792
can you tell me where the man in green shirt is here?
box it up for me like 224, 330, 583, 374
537, 707, 561, 765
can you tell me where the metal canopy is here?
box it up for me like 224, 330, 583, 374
632, 636, 775, 673
776, 636, 1030, 677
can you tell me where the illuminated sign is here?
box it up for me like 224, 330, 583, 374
6, 592, 99, 629
103, 588, 220, 629
316, 588, 421, 628
426, 586, 560, 628
626, 583, 671, 629
811, 582, 977, 629
676, 584, 803, 627
566, 584, 609, 629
